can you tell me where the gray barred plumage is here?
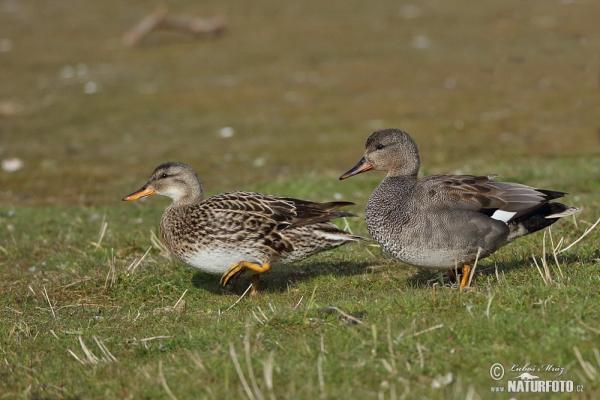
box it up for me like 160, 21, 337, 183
340, 128, 578, 289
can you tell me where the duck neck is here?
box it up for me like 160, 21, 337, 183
171, 180, 204, 207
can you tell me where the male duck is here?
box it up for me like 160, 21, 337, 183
124, 162, 363, 295
340, 128, 578, 289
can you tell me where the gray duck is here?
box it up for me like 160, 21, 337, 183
340, 128, 578, 289
123, 162, 363, 295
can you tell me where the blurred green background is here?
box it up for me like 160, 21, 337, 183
1, 0, 599, 205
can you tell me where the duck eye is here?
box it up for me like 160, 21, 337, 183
161, 173, 168, 179
376, 143, 385, 150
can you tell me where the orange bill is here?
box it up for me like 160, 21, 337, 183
339, 157, 373, 180
122, 185, 156, 201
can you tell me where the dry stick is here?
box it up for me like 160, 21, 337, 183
159, 359, 179, 400
123, 7, 225, 46
42, 286, 56, 319
558, 216, 600, 254
123, 7, 168, 46
229, 343, 256, 400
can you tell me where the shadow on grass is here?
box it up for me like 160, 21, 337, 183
405, 252, 588, 289
190, 259, 372, 296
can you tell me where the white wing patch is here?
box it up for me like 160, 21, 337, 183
490, 209, 517, 223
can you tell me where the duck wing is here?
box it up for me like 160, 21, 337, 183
203, 191, 356, 229
421, 174, 568, 223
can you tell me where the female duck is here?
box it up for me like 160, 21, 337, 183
124, 162, 363, 295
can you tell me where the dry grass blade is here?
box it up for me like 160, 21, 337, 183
93, 337, 118, 363
42, 286, 56, 319
186, 350, 207, 372
262, 351, 276, 400
532, 255, 548, 285
573, 346, 599, 381
577, 317, 600, 335
68, 336, 118, 365
318, 306, 368, 327
159, 359, 179, 400
557, 216, 600, 254
226, 284, 253, 312
90, 215, 108, 251
245, 326, 265, 400
466, 248, 482, 289
140, 335, 173, 343
412, 324, 444, 337
150, 229, 171, 258
229, 342, 256, 400
104, 248, 117, 289
317, 353, 325, 399
173, 289, 188, 309
485, 290, 495, 319
126, 246, 152, 276
386, 317, 397, 373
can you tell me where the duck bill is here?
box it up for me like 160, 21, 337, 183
122, 185, 156, 201
339, 157, 373, 180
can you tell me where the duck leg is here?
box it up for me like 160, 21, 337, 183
220, 262, 271, 295
459, 264, 471, 291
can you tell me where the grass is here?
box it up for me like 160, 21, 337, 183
1, 0, 600, 398
1, 171, 599, 399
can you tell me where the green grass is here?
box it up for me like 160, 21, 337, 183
1, 171, 599, 399
2, 0, 600, 398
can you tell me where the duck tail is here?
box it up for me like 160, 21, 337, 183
507, 202, 579, 240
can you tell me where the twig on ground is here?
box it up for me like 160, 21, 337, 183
123, 7, 226, 46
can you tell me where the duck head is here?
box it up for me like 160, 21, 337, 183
122, 162, 204, 204
339, 128, 421, 179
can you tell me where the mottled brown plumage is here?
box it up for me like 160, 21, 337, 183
123, 162, 363, 294
340, 128, 578, 289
